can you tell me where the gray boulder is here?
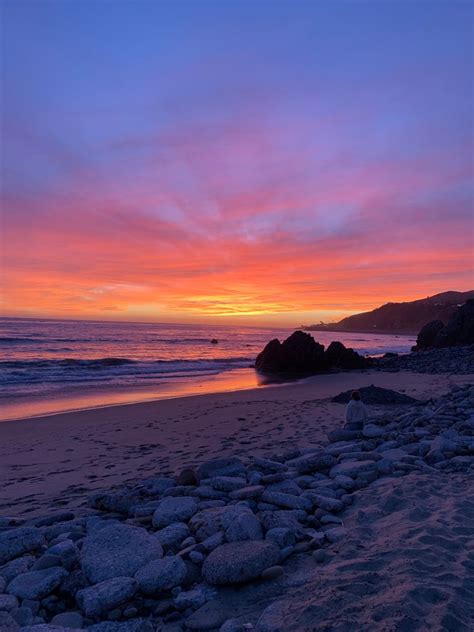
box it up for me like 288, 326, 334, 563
152, 497, 198, 529
81, 524, 163, 583
0, 529, 44, 565
202, 541, 280, 585
76, 577, 137, 617
190, 505, 262, 543
134, 556, 187, 594
7, 567, 67, 599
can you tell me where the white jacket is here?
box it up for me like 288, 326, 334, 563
345, 400, 368, 425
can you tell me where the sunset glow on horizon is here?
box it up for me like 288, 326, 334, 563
1, 1, 473, 326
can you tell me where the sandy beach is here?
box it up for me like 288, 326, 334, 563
1, 369, 471, 518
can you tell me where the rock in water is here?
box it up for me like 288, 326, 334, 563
202, 541, 280, 585
324, 341, 366, 369
255, 331, 326, 374
81, 523, 163, 583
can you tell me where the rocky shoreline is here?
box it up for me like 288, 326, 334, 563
376, 344, 474, 374
1, 382, 473, 632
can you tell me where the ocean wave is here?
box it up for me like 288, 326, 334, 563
0, 337, 45, 344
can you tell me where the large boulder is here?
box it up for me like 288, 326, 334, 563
202, 541, 280, 585
434, 299, 474, 347
414, 319, 445, 350
255, 331, 326, 374
324, 341, 366, 369
255, 331, 367, 374
0, 528, 45, 565
414, 300, 474, 349
196, 457, 246, 481
81, 524, 163, 583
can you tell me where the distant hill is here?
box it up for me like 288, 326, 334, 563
302, 291, 474, 335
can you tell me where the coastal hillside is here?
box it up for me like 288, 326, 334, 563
303, 290, 474, 335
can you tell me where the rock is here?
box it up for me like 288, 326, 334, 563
253, 457, 287, 473
225, 510, 263, 543
155, 523, 190, 550
174, 585, 215, 610
220, 619, 247, 632
185, 599, 229, 630
152, 497, 198, 528
134, 556, 187, 594
265, 528, 296, 548
208, 476, 247, 492
33, 513, 75, 528
197, 457, 246, 481
286, 452, 337, 474
261, 565, 284, 580
330, 460, 378, 479
255, 331, 326, 374
324, 341, 367, 369
229, 485, 265, 500
327, 429, 362, 443
415, 320, 445, 350
313, 549, 326, 563
324, 527, 346, 543
332, 385, 420, 405
175, 468, 198, 486
10, 606, 33, 626
87, 619, 154, 631
32, 555, 61, 571
202, 541, 280, 585
0, 529, 45, 565
426, 300, 474, 348
45, 540, 79, 570
81, 523, 163, 583
189, 551, 204, 564
260, 491, 312, 511
0, 557, 36, 584
50, 611, 83, 628
304, 493, 343, 512
0, 612, 19, 632
7, 567, 67, 600
76, 577, 137, 618
362, 425, 385, 438
0, 594, 19, 611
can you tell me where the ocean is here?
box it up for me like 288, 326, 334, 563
0, 318, 416, 421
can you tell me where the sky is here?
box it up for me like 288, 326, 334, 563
1, 0, 473, 326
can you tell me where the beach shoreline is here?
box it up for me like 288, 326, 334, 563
1, 368, 472, 519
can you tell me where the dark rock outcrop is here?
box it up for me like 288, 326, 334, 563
413, 300, 474, 350
434, 299, 474, 347
324, 341, 367, 369
255, 331, 366, 375
413, 319, 445, 350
